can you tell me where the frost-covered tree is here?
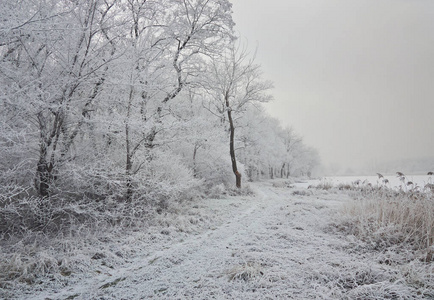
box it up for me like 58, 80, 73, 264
0, 0, 235, 201
166, 88, 235, 188
206, 41, 273, 188
0, 0, 319, 225
102, 0, 235, 200
236, 109, 320, 181
0, 0, 120, 197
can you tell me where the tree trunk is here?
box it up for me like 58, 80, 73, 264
193, 143, 198, 178
226, 96, 241, 188
125, 151, 133, 202
37, 159, 52, 198
35, 113, 60, 198
125, 87, 134, 202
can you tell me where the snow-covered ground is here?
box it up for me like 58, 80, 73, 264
3, 180, 432, 299
293, 175, 433, 190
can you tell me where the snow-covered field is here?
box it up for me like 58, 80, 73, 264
2, 180, 433, 299
294, 175, 433, 190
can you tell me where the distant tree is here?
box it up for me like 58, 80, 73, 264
280, 127, 303, 178
236, 110, 321, 181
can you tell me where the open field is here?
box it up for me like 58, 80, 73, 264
294, 175, 433, 190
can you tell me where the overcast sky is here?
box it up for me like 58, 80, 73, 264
232, 0, 434, 173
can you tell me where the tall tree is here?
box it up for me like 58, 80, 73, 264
105, 0, 234, 200
0, 0, 120, 197
208, 41, 273, 188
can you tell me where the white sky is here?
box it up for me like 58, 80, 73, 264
232, 0, 434, 172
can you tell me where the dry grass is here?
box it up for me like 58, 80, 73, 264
309, 180, 334, 190
227, 261, 264, 281
342, 183, 434, 261
314, 173, 434, 261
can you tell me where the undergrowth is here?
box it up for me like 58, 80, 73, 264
0, 179, 242, 297
0, 190, 213, 293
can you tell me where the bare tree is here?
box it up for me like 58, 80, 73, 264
208, 41, 273, 188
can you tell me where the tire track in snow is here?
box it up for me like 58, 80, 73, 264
88, 183, 318, 299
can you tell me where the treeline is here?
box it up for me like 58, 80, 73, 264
0, 0, 319, 230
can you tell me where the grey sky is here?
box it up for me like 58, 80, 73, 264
232, 0, 434, 173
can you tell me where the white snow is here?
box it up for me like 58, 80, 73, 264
297, 175, 433, 190
4, 180, 432, 299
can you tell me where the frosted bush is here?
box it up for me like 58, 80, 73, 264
208, 183, 226, 198
129, 150, 201, 208
196, 151, 236, 188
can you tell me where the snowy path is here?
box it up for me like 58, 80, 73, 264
29, 182, 418, 299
